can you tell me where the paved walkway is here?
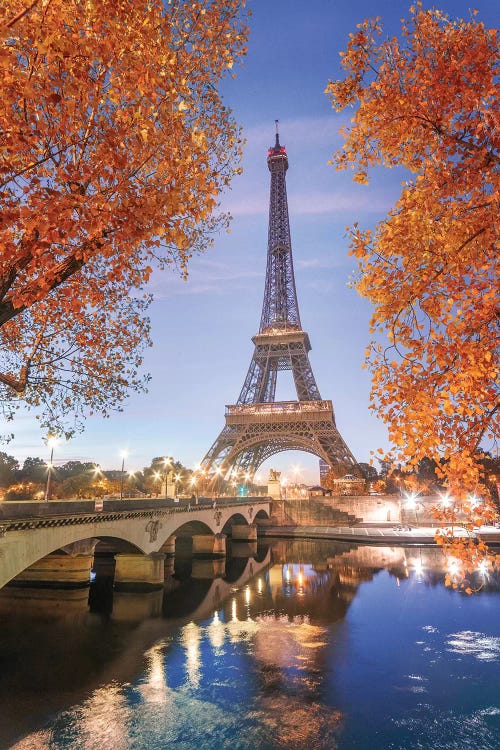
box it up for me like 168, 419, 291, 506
260, 524, 500, 545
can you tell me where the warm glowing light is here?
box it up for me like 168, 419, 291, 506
93, 464, 102, 476
181, 622, 201, 688
208, 611, 225, 651
257, 578, 263, 594
477, 560, 489, 576
190, 476, 197, 486
404, 493, 417, 509
153, 472, 161, 480
231, 598, 238, 621
447, 558, 460, 576
469, 495, 482, 509
285, 566, 291, 582
245, 586, 251, 605
439, 493, 453, 508
413, 559, 424, 576
47, 435, 59, 449
120, 449, 128, 459
175, 474, 181, 482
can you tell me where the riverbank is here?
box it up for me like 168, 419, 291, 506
259, 523, 500, 546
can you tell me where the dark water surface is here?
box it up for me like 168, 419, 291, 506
1, 540, 500, 749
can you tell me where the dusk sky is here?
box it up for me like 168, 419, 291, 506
7, 0, 499, 483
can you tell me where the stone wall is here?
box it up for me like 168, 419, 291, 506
328, 495, 401, 524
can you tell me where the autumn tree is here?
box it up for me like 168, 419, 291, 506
0, 451, 19, 487
0, 0, 248, 437
326, 4, 499, 584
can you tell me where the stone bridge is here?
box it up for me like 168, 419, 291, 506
0, 498, 271, 589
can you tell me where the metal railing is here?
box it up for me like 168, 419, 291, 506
226, 400, 332, 416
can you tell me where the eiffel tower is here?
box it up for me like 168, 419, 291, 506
201, 124, 356, 481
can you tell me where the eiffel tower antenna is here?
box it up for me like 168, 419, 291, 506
201, 126, 356, 481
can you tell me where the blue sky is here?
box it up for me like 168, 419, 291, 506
7, 0, 499, 482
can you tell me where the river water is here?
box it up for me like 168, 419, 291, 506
1, 539, 500, 750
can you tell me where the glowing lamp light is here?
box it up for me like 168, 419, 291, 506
447, 558, 460, 576
413, 559, 424, 576
477, 560, 489, 576
404, 493, 417, 510
439, 493, 453, 509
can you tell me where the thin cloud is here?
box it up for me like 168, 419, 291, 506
224, 189, 393, 217
147, 260, 263, 298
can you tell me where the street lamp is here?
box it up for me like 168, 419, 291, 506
119, 450, 128, 500
404, 493, 420, 526
44, 436, 59, 502
175, 473, 182, 498
190, 475, 198, 503
162, 456, 172, 498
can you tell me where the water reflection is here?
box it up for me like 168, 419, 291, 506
2, 541, 500, 750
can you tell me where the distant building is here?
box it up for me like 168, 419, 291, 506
331, 474, 366, 496
309, 485, 332, 497
319, 460, 330, 483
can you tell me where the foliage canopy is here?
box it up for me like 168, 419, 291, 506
326, 4, 499, 584
0, 0, 248, 436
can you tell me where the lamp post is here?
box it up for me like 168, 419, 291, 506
404, 493, 419, 526
119, 450, 128, 500
163, 456, 172, 498
44, 436, 59, 502
175, 473, 182, 498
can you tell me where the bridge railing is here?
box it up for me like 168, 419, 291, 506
0, 497, 271, 532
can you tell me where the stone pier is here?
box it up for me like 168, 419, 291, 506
8, 553, 93, 588
192, 533, 226, 558
160, 534, 176, 557
231, 524, 257, 542
114, 552, 165, 591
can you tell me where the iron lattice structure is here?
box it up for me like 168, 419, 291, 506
201, 126, 356, 481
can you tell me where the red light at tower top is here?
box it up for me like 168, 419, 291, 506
268, 145, 287, 157
268, 119, 287, 160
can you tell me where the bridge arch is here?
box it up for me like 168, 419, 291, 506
0, 500, 271, 588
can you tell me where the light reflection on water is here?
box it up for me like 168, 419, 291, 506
2, 541, 500, 750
